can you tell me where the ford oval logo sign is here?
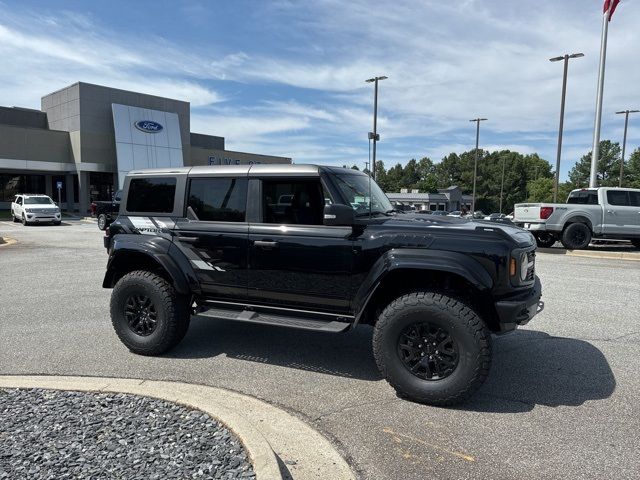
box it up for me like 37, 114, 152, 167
134, 120, 163, 133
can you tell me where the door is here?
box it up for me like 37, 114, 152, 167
603, 190, 638, 236
173, 176, 249, 302
14, 196, 23, 217
248, 177, 354, 314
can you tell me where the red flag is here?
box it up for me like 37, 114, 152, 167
603, 0, 620, 21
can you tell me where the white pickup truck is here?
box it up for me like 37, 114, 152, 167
514, 187, 640, 250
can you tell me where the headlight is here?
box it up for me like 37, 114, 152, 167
520, 252, 529, 281
24, 208, 32, 213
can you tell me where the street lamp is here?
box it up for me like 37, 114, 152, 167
615, 110, 640, 186
550, 52, 584, 202
365, 75, 387, 180
469, 118, 487, 214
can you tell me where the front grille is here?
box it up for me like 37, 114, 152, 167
525, 250, 536, 282
31, 208, 55, 214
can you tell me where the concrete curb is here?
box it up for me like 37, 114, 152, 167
538, 247, 640, 261
0, 375, 355, 480
0, 236, 17, 247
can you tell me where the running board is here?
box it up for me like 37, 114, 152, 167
194, 306, 351, 333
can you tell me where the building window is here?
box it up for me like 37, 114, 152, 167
1, 174, 45, 202
89, 172, 115, 202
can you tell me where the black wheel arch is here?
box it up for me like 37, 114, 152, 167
103, 241, 199, 296
353, 249, 499, 331
563, 216, 593, 233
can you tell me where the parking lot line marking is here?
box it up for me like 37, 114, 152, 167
383, 427, 475, 462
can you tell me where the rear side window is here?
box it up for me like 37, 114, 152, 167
630, 191, 640, 207
567, 191, 598, 204
187, 177, 247, 222
126, 177, 176, 213
606, 191, 630, 206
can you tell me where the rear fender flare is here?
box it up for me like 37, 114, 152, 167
102, 236, 199, 295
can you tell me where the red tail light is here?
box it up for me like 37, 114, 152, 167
540, 207, 554, 220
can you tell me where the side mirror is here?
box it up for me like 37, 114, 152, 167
323, 204, 355, 226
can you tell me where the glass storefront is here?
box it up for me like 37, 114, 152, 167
1, 174, 46, 201
89, 172, 115, 202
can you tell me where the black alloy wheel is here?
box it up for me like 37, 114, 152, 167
535, 232, 556, 248
397, 322, 459, 380
561, 223, 591, 250
124, 294, 158, 336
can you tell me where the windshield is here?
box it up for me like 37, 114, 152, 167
332, 172, 393, 215
25, 197, 54, 205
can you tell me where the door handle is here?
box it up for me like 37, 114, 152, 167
177, 235, 198, 243
607, 210, 615, 214
254, 240, 278, 249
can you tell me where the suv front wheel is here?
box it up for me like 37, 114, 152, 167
110, 270, 190, 355
373, 291, 492, 406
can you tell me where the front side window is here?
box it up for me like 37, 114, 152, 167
607, 190, 629, 206
262, 179, 326, 225
187, 177, 247, 222
331, 172, 393, 216
126, 177, 176, 213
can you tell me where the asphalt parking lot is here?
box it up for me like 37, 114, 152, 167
1, 220, 639, 480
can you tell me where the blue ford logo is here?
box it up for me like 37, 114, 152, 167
134, 120, 163, 133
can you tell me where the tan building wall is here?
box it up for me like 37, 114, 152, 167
0, 124, 70, 164
191, 147, 291, 166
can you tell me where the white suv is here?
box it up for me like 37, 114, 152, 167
11, 194, 62, 226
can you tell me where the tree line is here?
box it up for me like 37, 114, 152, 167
345, 140, 640, 213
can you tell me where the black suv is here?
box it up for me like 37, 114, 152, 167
103, 165, 542, 405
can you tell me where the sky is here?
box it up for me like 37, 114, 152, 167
0, 0, 638, 180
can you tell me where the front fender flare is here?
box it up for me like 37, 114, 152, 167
353, 248, 494, 324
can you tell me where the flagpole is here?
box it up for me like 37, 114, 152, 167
589, 9, 610, 187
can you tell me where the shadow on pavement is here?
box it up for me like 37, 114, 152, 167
169, 316, 383, 381
171, 321, 615, 410
462, 329, 616, 413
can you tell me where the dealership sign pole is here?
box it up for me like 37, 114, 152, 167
589, 0, 621, 187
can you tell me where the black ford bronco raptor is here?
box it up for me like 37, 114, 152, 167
103, 165, 543, 406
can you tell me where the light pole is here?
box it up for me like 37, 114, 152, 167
615, 109, 639, 187
550, 53, 584, 202
366, 76, 387, 180
469, 118, 487, 214
499, 154, 506, 214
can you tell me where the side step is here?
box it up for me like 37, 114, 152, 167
194, 306, 351, 333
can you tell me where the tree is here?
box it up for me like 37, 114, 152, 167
568, 140, 621, 187
625, 147, 640, 188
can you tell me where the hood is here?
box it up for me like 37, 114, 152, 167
374, 213, 535, 247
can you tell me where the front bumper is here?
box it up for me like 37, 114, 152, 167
26, 212, 61, 223
494, 276, 543, 332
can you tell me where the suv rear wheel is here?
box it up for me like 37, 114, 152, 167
110, 270, 190, 355
373, 291, 491, 406
535, 232, 556, 248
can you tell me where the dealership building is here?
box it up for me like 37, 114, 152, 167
0, 82, 291, 212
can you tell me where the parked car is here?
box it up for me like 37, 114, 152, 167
431, 210, 449, 216
10, 194, 61, 225
92, 190, 122, 230
103, 165, 542, 406
514, 187, 640, 249
447, 211, 463, 217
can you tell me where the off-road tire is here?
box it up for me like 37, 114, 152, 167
535, 232, 556, 248
631, 239, 640, 249
97, 214, 108, 230
561, 223, 591, 250
373, 291, 492, 406
110, 270, 190, 355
